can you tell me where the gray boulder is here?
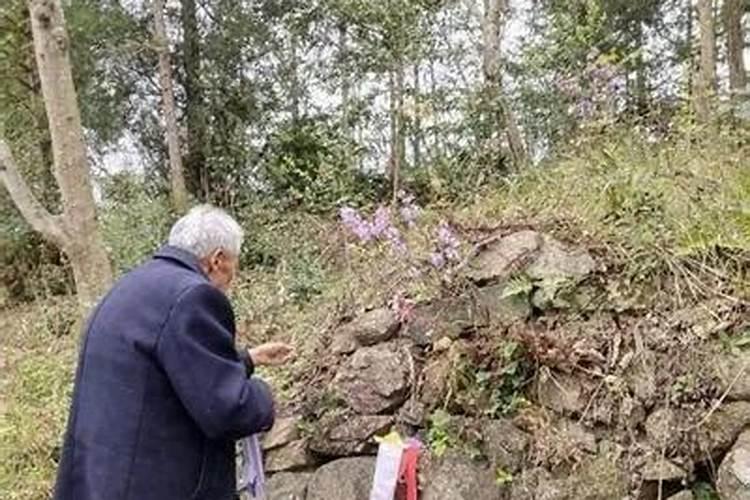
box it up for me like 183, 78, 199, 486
333, 341, 411, 414
306, 457, 375, 500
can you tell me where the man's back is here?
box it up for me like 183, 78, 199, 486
54, 246, 274, 500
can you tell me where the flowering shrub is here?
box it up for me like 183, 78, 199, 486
338, 193, 463, 272
557, 56, 625, 122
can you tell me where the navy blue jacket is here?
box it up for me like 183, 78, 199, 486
53, 246, 275, 500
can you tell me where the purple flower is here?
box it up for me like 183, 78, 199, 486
385, 226, 407, 254
437, 222, 460, 259
429, 252, 446, 269
371, 206, 391, 238
399, 204, 420, 228
339, 206, 372, 242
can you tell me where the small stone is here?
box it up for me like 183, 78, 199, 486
265, 439, 316, 473
398, 400, 426, 426
263, 416, 302, 451
618, 396, 646, 430
645, 408, 677, 448
434, 336, 453, 353
626, 352, 657, 404
331, 308, 399, 354
667, 491, 694, 500
642, 457, 687, 482
536, 370, 588, 415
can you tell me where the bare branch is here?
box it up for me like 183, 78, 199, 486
0, 137, 67, 246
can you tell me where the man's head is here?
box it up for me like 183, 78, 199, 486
168, 205, 243, 292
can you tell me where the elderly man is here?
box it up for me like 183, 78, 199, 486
54, 205, 293, 500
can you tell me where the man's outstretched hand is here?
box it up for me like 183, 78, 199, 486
248, 342, 295, 367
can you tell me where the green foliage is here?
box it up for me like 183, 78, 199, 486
427, 408, 455, 457
450, 339, 530, 418
0, 211, 71, 305
693, 482, 721, 500
494, 467, 513, 486
261, 118, 383, 212
406, 152, 509, 205
99, 174, 173, 274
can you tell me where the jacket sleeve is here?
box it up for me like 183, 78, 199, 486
156, 283, 275, 439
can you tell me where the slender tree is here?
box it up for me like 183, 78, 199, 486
152, 0, 188, 213
0, 0, 112, 313
694, 0, 717, 122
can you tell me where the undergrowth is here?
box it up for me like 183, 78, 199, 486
1, 126, 747, 498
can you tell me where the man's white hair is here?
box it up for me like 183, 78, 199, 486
168, 205, 244, 258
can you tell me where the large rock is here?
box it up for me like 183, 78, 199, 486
333, 342, 411, 414
422, 455, 504, 500
306, 457, 375, 500
406, 297, 484, 346
717, 429, 750, 500
309, 415, 393, 457
481, 418, 530, 473
264, 416, 302, 451
467, 230, 543, 284
466, 231, 595, 298
536, 370, 589, 415
265, 439, 317, 473
267, 472, 311, 500
695, 401, 750, 461
526, 235, 596, 283
331, 308, 400, 355
714, 352, 750, 401
475, 284, 532, 326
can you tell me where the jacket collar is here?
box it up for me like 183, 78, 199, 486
153, 245, 208, 279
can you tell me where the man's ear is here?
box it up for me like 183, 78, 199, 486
211, 248, 226, 267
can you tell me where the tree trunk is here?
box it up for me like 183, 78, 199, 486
290, 34, 301, 122
724, 0, 747, 95
152, 0, 187, 213
0, 0, 113, 314
412, 63, 422, 170
181, 0, 206, 199
695, 0, 717, 123
429, 55, 440, 160
388, 59, 405, 204
633, 22, 649, 117
685, 0, 694, 93
339, 23, 351, 139
482, 0, 527, 167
